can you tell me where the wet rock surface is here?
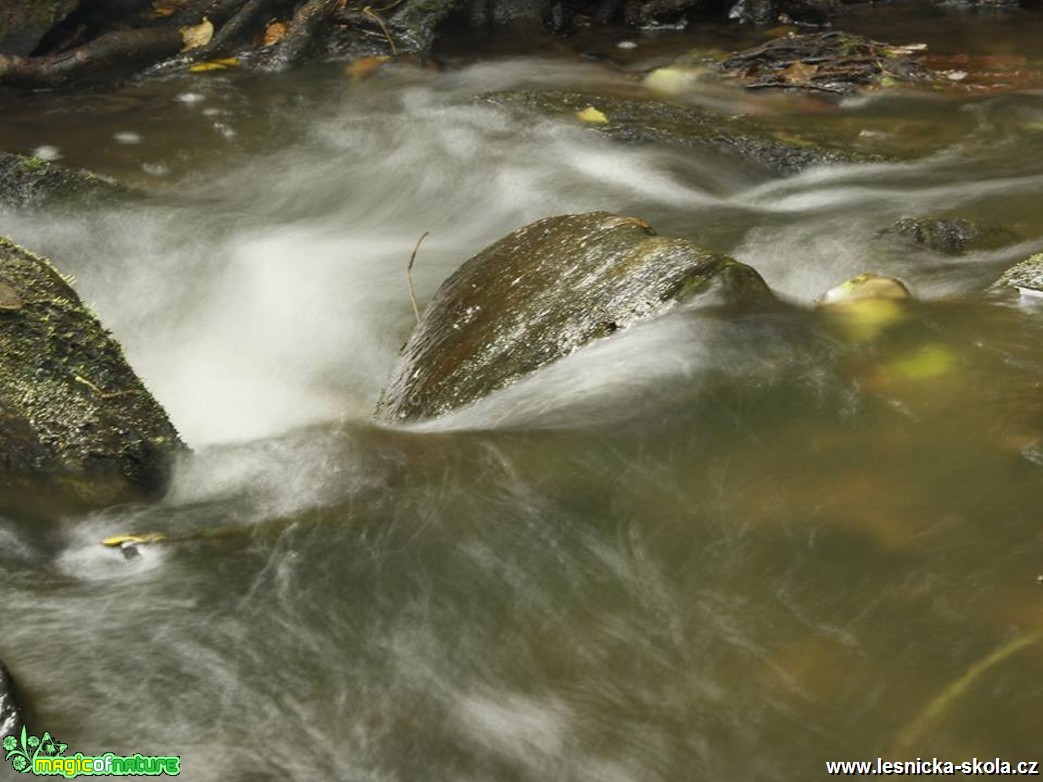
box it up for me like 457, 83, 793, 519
989, 252, 1043, 295
0, 152, 125, 211
884, 217, 1018, 255
0, 0, 79, 56
0, 660, 24, 739
483, 89, 875, 175
0, 237, 185, 515
376, 212, 774, 422
717, 31, 934, 95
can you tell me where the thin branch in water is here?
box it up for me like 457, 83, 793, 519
407, 231, 429, 324
892, 630, 1042, 755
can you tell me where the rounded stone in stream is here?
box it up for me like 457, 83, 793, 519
988, 252, 1043, 297
376, 212, 774, 423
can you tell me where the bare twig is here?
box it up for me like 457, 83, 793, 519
362, 5, 397, 55
406, 231, 429, 324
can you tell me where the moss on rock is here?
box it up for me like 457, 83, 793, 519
0, 237, 185, 515
885, 216, 1017, 255
989, 252, 1043, 295
376, 212, 774, 423
0, 152, 125, 211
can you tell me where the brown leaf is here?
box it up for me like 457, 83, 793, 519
263, 20, 288, 46
780, 61, 818, 85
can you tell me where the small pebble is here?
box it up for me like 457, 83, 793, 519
617, 40, 638, 49
175, 92, 205, 104
32, 145, 62, 161
114, 131, 143, 144
1037, 575, 1043, 586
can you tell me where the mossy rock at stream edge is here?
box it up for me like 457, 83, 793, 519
482, 90, 877, 176
376, 212, 775, 423
0, 237, 185, 515
989, 252, 1043, 295
0, 660, 24, 738
0, 152, 126, 211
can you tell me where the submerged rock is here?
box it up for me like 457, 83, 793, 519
0, 237, 185, 514
989, 252, 1043, 296
0, 152, 125, 211
0, 660, 24, 738
376, 212, 774, 422
718, 31, 933, 95
483, 90, 874, 175
885, 216, 1017, 255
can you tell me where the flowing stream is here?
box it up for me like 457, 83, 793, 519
1, 7, 1042, 780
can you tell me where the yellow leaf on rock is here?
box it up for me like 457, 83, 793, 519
180, 18, 214, 51
576, 106, 608, 124
188, 57, 239, 72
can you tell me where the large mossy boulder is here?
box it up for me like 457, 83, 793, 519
376, 212, 774, 423
0, 237, 184, 514
0, 660, 23, 739
0, 152, 125, 211
483, 90, 875, 175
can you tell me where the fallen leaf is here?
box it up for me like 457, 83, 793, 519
180, 18, 214, 52
188, 57, 239, 72
643, 67, 698, 95
263, 20, 288, 46
345, 55, 390, 79
576, 106, 608, 124
780, 60, 818, 84
153, 0, 189, 16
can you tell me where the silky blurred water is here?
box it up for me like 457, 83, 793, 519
0, 8, 1042, 780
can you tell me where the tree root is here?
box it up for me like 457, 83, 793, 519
0, 0, 346, 88
260, 0, 339, 70
0, 26, 186, 89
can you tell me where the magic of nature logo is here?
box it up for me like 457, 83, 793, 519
4, 727, 180, 777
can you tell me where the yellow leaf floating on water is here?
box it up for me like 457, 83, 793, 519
345, 55, 391, 79
189, 57, 239, 72
576, 106, 608, 124
180, 18, 214, 52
